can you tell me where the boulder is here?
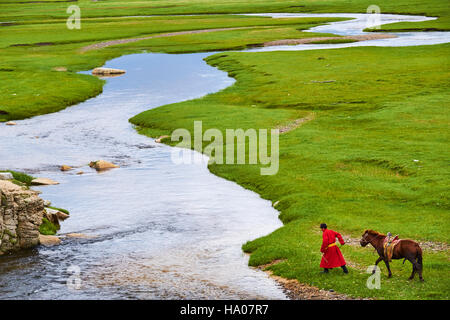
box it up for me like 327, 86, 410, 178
92, 67, 126, 76
39, 234, 61, 246
44, 207, 69, 222
44, 208, 60, 228
31, 178, 59, 185
89, 160, 119, 171
5, 121, 16, 126
60, 165, 72, 171
56, 210, 69, 221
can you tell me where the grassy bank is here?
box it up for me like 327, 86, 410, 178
0, 13, 346, 121
131, 44, 450, 299
0, 170, 34, 187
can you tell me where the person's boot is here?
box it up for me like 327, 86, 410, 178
321, 268, 329, 274
341, 265, 349, 274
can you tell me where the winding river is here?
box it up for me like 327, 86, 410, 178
0, 13, 448, 299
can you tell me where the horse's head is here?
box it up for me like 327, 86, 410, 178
360, 230, 371, 247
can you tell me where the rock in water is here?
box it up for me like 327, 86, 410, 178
0, 172, 14, 180
89, 160, 119, 171
92, 67, 126, 76
0, 180, 44, 254
39, 234, 61, 246
31, 178, 59, 185
60, 165, 72, 171
64, 233, 97, 239
5, 121, 16, 126
44, 207, 69, 223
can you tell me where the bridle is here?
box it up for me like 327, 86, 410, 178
361, 232, 375, 246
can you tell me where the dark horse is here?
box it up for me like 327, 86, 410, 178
360, 230, 424, 281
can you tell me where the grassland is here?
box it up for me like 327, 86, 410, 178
2, 0, 449, 30
1, 0, 449, 120
131, 44, 450, 299
1, 0, 449, 300
0, 13, 347, 120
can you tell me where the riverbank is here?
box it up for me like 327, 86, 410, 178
130, 44, 450, 300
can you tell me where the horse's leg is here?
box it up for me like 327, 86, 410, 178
416, 251, 424, 282
373, 257, 383, 274
383, 259, 392, 278
405, 256, 417, 280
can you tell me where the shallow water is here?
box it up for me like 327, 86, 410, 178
246, 13, 450, 51
0, 13, 448, 299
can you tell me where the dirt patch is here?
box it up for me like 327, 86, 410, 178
276, 113, 315, 134
264, 33, 397, 47
80, 27, 251, 53
254, 260, 363, 300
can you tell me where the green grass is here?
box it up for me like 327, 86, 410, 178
0, 170, 34, 186
39, 217, 59, 236
47, 206, 70, 215
1, 0, 449, 30
131, 44, 450, 300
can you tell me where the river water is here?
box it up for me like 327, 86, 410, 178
0, 13, 448, 299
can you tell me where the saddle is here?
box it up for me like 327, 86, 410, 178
383, 232, 400, 262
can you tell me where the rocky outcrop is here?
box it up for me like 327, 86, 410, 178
0, 180, 44, 255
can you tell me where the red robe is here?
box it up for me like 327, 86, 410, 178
320, 229, 346, 268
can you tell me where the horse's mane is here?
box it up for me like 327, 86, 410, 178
366, 229, 386, 237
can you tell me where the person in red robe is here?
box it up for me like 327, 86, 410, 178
319, 223, 348, 273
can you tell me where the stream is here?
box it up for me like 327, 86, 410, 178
0, 13, 448, 299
